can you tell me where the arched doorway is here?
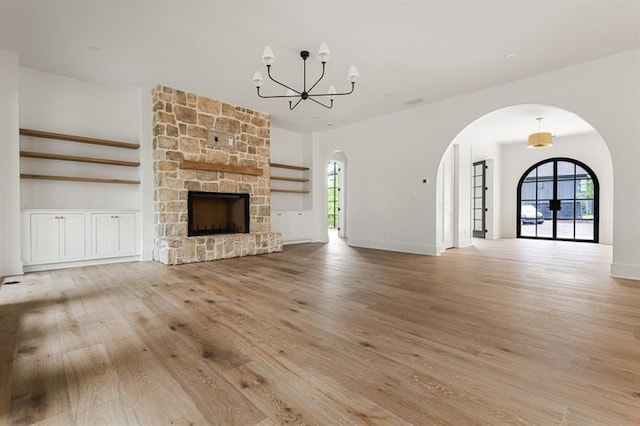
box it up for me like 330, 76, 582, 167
517, 157, 599, 242
437, 103, 612, 252
328, 151, 347, 239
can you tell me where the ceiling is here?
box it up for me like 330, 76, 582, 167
1, 1, 639, 133
461, 104, 597, 144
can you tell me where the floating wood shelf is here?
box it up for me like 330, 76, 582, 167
270, 176, 310, 182
20, 151, 140, 167
20, 174, 140, 185
271, 189, 310, 194
180, 160, 263, 176
270, 162, 309, 171
20, 128, 139, 150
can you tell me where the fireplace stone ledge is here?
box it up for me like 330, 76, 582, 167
153, 232, 282, 266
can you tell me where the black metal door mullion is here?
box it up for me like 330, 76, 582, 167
552, 160, 558, 239
571, 163, 578, 241
472, 161, 486, 239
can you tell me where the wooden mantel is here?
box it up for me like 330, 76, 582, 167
180, 160, 263, 176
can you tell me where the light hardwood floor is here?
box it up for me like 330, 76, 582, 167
1, 238, 638, 425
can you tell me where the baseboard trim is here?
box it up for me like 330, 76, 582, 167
23, 256, 142, 273
348, 238, 437, 256
282, 239, 312, 246
610, 263, 640, 281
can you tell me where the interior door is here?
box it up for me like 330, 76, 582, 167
472, 161, 486, 238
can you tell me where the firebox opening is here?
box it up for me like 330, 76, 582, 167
188, 191, 250, 236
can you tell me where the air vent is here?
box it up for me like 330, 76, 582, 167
403, 97, 426, 106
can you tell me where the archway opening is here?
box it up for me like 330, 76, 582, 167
436, 104, 612, 253
327, 151, 347, 240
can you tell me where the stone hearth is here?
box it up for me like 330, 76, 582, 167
151, 85, 282, 265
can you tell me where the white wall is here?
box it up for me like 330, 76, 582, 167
19, 67, 142, 210
317, 111, 436, 254
499, 132, 613, 244
138, 88, 154, 260
313, 49, 640, 279
270, 126, 311, 211
0, 50, 23, 276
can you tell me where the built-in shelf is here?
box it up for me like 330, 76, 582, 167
269, 162, 310, 195
20, 128, 140, 150
180, 160, 263, 176
271, 189, 310, 194
20, 174, 140, 185
20, 151, 140, 167
270, 162, 310, 171
270, 176, 310, 182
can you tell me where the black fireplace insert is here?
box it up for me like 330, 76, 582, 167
187, 191, 250, 236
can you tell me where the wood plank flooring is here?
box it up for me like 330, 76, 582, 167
1, 238, 638, 425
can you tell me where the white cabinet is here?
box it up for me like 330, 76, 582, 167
271, 211, 288, 240
23, 210, 139, 268
271, 210, 311, 244
91, 213, 137, 258
29, 213, 86, 264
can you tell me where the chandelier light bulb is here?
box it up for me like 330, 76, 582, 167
347, 65, 360, 82
262, 46, 275, 65
252, 71, 264, 87
328, 85, 337, 100
317, 43, 331, 62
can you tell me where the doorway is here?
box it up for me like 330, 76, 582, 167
517, 157, 599, 242
327, 160, 342, 234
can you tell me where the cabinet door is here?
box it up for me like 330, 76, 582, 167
30, 214, 60, 263
114, 213, 136, 256
91, 214, 114, 258
59, 214, 86, 261
271, 211, 289, 241
288, 211, 311, 241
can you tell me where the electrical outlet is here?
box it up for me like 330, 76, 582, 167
207, 130, 236, 149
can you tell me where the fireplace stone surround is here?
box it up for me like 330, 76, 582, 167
152, 85, 282, 265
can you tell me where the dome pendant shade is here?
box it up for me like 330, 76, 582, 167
527, 132, 553, 148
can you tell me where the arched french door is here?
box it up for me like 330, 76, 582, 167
517, 158, 599, 242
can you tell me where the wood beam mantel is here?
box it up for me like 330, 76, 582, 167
180, 160, 263, 176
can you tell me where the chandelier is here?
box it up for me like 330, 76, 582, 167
252, 43, 359, 110
527, 117, 553, 148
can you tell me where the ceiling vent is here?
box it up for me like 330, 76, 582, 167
403, 97, 426, 106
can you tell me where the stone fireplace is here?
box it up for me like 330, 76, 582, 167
151, 85, 282, 265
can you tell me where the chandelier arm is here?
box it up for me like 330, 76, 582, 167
307, 62, 326, 94
266, 66, 301, 95
289, 97, 304, 110
308, 82, 356, 98
257, 87, 301, 99
334, 82, 355, 96
308, 96, 333, 109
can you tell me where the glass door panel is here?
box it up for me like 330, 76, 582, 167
517, 158, 598, 242
472, 161, 486, 238
536, 200, 553, 238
